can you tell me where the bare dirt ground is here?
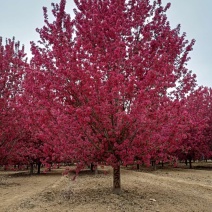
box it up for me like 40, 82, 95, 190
0, 162, 212, 212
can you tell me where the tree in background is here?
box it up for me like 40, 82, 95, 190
0, 37, 27, 164
204, 88, 212, 160
172, 87, 212, 168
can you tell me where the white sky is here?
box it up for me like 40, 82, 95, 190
0, 0, 211, 87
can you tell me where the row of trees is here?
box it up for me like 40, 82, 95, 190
0, 0, 211, 193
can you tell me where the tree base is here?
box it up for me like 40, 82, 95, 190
113, 187, 121, 195
113, 166, 121, 194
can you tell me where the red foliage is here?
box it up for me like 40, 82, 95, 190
1, 0, 211, 178
0, 37, 27, 164
24, 0, 197, 170
1, 0, 212, 191
181, 87, 212, 160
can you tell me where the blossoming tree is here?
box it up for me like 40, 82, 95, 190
25, 0, 197, 193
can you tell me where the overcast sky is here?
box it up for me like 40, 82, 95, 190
0, 0, 211, 87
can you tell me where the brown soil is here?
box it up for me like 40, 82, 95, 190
0, 163, 212, 212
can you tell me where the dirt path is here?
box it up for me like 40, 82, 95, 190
0, 171, 61, 212
121, 168, 212, 212
0, 166, 211, 212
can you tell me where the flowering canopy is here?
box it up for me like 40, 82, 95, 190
1, 0, 209, 193
22, 0, 198, 181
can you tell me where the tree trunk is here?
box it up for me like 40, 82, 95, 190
30, 163, 33, 175
189, 158, 192, 169
90, 163, 94, 172
94, 165, 98, 175
37, 161, 41, 174
113, 166, 121, 194
137, 164, 140, 170
151, 160, 156, 170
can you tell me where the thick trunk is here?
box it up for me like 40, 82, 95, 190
113, 166, 121, 194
